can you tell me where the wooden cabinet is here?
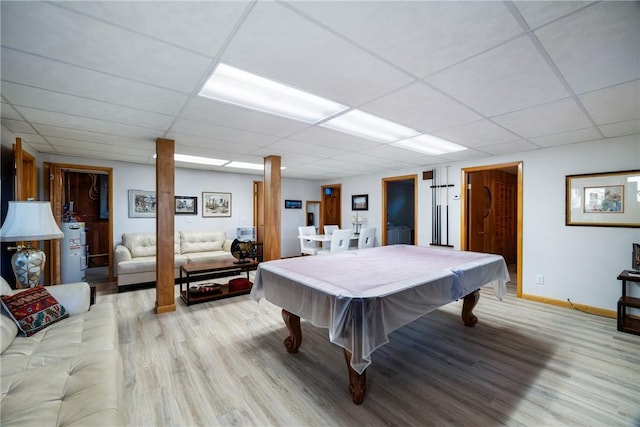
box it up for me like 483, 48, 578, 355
617, 270, 640, 335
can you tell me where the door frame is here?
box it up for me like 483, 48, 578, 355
381, 174, 418, 246
461, 161, 522, 297
320, 184, 342, 231
43, 162, 114, 283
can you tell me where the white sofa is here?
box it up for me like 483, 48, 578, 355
115, 230, 235, 287
0, 278, 124, 426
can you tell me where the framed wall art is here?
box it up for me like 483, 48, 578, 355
128, 190, 156, 218
352, 194, 368, 211
566, 170, 640, 227
285, 200, 302, 209
175, 196, 197, 215
202, 192, 231, 217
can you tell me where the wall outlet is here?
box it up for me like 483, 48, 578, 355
535, 274, 544, 285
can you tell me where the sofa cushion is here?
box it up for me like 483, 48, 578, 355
180, 230, 226, 254
123, 232, 180, 257
0, 349, 124, 426
185, 252, 235, 264
1, 303, 118, 377
1, 287, 69, 337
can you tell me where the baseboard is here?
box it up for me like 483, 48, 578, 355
521, 293, 617, 318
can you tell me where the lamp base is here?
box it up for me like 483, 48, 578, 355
11, 246, 46, 288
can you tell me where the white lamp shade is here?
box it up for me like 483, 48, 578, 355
0, 201, 64, 241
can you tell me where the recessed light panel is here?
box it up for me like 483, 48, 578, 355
199, 63, 347, 123
391, 134, 467, 155
320, 109, 419, 143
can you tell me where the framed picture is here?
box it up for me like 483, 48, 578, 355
128, 190, 156, 218
566, 170, 640, 227
352, 194, 368, 211
285, 200, 302, 209
202, 192, 231, 217
175, 196, 197, 215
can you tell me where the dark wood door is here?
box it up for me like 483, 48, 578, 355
467, 172, 486, 253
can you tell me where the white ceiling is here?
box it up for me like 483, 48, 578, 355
1, 1, 638, 180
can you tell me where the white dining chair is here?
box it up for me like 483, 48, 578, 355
298, 226, 318, 256
357, 227, 376, 249
322, 225, 339, 250
318, 229, 352, 255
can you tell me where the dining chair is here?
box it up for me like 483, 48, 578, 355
357, 227, 376, 249
298, 226, 318, 256
323, 225, 339, 250
318, 229, 352, 255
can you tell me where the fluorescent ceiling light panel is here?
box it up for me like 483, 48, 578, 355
173, 153, 228, 166
391, 134, 467, 155
224, 161, 287, 171
320, 109, 419, 143
199, 63, 347, 123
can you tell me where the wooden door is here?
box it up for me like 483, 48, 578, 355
321, 184, 341, 229
467, 171, 486, 253
15, 138, 36, 201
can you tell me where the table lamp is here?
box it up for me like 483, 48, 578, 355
0, 201, 64, 288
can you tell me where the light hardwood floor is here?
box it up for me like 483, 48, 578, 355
94, 276, 640, 427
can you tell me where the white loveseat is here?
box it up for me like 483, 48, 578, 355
115, 230, 235, 287
0, 278, 124, 426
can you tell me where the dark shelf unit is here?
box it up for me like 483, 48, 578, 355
616, 270, 640, 335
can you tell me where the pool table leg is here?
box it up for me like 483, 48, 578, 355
462, 289, 480, 326
282, 309, 302, 353
343, 349, 366, 405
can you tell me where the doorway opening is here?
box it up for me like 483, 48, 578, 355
321, 184, 341, 231
461, 162, 522, 297
382, 175, 417, 246
43, 163, 114, 285
305, 200, 320, 231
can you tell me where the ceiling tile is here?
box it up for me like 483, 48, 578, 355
433, 119, 522, 148
1, 48, 189, 115
579, 80, 640, 125
361, 82, 481, 133
534, 2, 640, 94
1, 118, 37, 134
0, 102, 21, 121
2, 82, 174, 130
598, 120, 640, 138
513, 1, 595, 29
169, 118, 279, 146
180, 96, 309, 137
16, 107, 163, 139
60, 1, 250, 56
254, 138, 347, 159
46, 136, 154, 158
359, 144, 442, 165
289, 1, 522, 77
475, 140, 539, 156
1, 2, 213, 93
492, 98, 593, 138
168, 132, 262, 155
288, 126, 381, 152
33, 124, 155, 148
529, 127, 602, 148
220, 2, 413, 106
426, 35, 569, 116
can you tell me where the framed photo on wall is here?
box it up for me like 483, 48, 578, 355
285, 200, 302, 209
128, 190, 156, 218
566, 170, 640, 227
352, 194, 368, 211
175, 196, 197, 215
202, 192, 231, 217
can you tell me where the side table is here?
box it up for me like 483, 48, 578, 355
616, 270, 640, 335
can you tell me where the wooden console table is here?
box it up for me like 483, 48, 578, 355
617, 270, 640, 335
180, 259, 259, 306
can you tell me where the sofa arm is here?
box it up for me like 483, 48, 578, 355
223, 239, 233, 252
115, 244, 132, 268
45, 282, 91, 315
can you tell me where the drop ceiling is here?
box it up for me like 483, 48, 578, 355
1, 1, 638, 180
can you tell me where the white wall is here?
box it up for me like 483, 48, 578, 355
35, 152, 321, 258
328, 135, 640, 311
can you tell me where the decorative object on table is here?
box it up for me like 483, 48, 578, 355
566, 170, 640, 227
632, 243, 640, 272
0, 201, 64, 288
128, 190, 156, 218
351, 194, 368, 211
189, 284, 221, 295
174, 195, 197, 215
236, 226, 256, 242
285, 200, 302, 209
231, 239, 253, 264
351, 212, 366, 235
202, 192, 231, 217
229, 277, 251, 292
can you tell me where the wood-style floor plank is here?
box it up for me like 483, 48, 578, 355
94, 276, 640, 427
